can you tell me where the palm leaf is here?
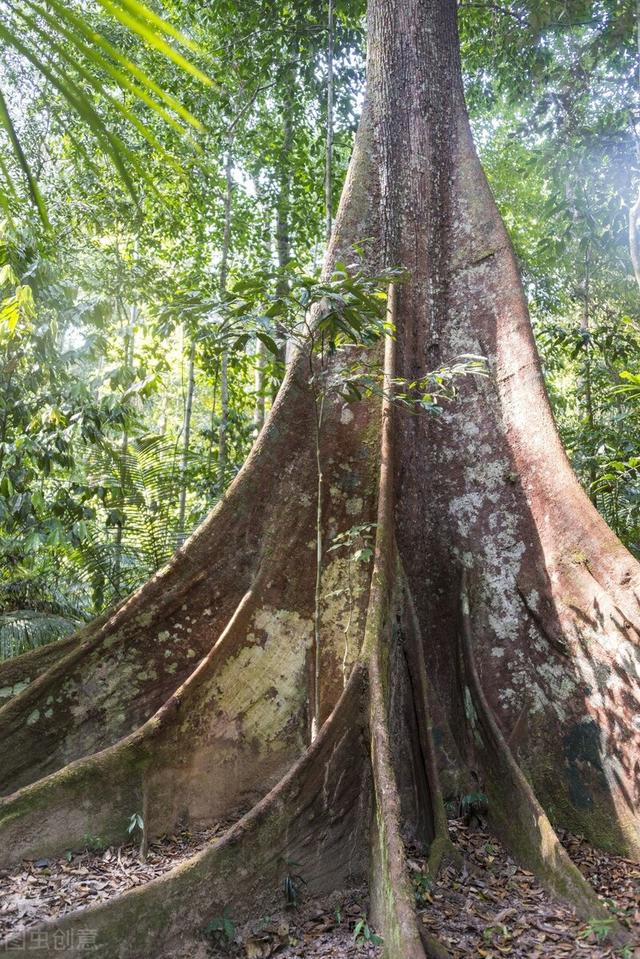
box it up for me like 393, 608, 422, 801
11, 7, 184, 176
76, 433, 197, 603
0, 87, 49, 227
23, 0, 204, 132
100, 0, 204, 57
0, 0, 210, 221
0, 19, 140, 201
0, 610, 80, 660
95, 0, 212, 88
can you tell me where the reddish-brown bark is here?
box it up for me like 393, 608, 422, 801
1, 0, 639, 955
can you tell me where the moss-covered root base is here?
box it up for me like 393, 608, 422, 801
459, 574, 623, 937
0, 581, 307, 869
0, 668, 371, 958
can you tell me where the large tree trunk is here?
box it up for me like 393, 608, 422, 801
1, 0, 639, 955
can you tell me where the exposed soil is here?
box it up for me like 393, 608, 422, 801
1, 816, 638, 957
411, 820, 640, 958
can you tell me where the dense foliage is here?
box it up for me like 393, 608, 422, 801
0, 0, 637, 658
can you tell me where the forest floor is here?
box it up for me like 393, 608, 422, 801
412, 819, 639, 959
0, 817, 638, 957
0, 819, 234, 941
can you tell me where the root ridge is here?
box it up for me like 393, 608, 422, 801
458, 570, 621, 930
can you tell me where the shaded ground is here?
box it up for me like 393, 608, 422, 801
206, 891, 382, 958
0, 828, 381, 958
1, 817, 638, 957
412, 820, 640, 958
0, 821, 234, 939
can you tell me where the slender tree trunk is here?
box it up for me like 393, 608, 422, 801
325, 0, 335, 243
177, 336, 196, 545
206, 357, 219, 491
630, 2, 640, 289
580, 246, 597, 501
1, 2, 639, 957
217, 148, 233, 491
113, 302, 136, 598
253, 338, 266, 434
276, 109, 293, 279
218, 353, 228, 490
630, 188, 640, 291
275, 95, 294, 371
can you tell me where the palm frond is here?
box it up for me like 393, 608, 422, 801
95, 0, 212, 88
0, 609, 80, 660
24, 0, 204, 132
74, 433, 207, 605
0, 0, 210, 220
0, 86, 49, 226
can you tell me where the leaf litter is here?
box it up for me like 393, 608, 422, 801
410, 819, 639, 958
204, 890, 382, 958
0, 819, 236, 940
0, 815, 637, 957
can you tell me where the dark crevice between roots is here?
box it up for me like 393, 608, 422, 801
399, 567, 463, 880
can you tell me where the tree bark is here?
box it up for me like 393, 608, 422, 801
276, 107, 293, 281
113, 300, 136, 599
579, 245, 597, 502
630, 4, 640, 289
1, 0, 639, 955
